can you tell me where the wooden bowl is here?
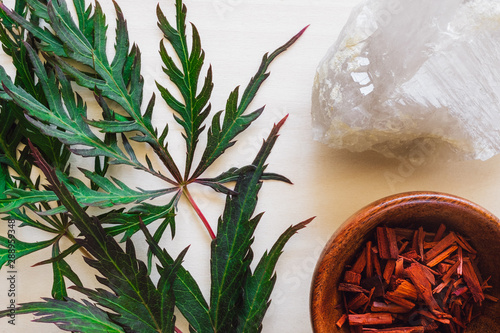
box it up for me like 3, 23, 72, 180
310, 191, 500, 332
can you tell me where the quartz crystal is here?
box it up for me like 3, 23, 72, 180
312, 0, 500, 160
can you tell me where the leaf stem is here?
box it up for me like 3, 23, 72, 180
182, 186, 215, 240
63, 228, 93, 260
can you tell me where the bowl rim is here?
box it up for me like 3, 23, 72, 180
309, 190, 500, 332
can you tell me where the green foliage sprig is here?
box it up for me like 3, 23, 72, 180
0, 0, 310, 332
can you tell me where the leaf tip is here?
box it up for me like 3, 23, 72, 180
301, 24, 311, 33
294, 25, 310, 42
297, 216, 315, 229
275, 114, 289, 131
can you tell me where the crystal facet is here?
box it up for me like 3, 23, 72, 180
312, 0, 500, 160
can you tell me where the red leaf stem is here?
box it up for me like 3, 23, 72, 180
183, 187, 216, 240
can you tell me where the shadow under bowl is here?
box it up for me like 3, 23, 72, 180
310, 191, 500, 333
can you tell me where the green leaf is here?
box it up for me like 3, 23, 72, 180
110, 0, 130, 77
34, 242, 81, 266
191, 27, 308, 180
157, 0, 213, 178
0, 8, 71, 172
25, 0, 50, 21
6, 209, 59, 233
29, 141, 171, 333
5, 0, 149, 140
261, 172, 292, 184
74, 168, 177, 207
0, 169, 176, 214
146, 213, 176, 274
140, 219, 214, 333
43, 0, 137, 124
0, 55, 70, 188
0, 3, 66, 56
51, 241, 83, 300
0, 297, 124, 333
195, 166, 292, 195
3, 0, 180, 185
45, 0, 182, 183
0, 164, 11, 196
1, 58, 134, 167
209, 116, 288, 331
194, 166, 253, 195
0, 189, 58, 213
46, 0, 94, 65
0, 111, 32, 187
75, 242, 164, 333
140, 223, 191, 332
73, 0, 94, 44
238, 218, 313, 332
91, 2, 109, 68
158, 246, 189, 332
102, 199, 178, 242
0, 235, 55, 269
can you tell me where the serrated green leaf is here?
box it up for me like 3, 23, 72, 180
0, 169, 176, 214
157, 0, 213, 179
76, 244, 164, 332
140, 219, 214, 333
0, 189, 58, 213
29, 142, 171, 332
194, 166, 253, 195
51, 241, 83, 300
0, 164, 11, 195
191, 103, 263, 181
45, 0, 136, 118
0, 3, 66, 56
92, 2, 108, 67
5, 209, 59, 233
0, 235, 55, 269
191, 27, 308, 180
158, 246, 189, 332
34, 242, 80, 266
76, 168, 177, 206
84, 118, 145, 134
110, 0, 129, 75
46, 0, 94, 65
146, 214, 176, 275
0, 34, 70, 183
102, 198, 178, 242
195, 166, 292, 195
29, 0, 183, 183
74, 238, 186, 333
73, 0, 94, 43
1, 54, 136, 167
238, 218, 312, 332
0, 297, 124, 333
25, 0, 50, 21
209, 116, 288, 331
5, 0, 156, 148
0, 105, 33, 187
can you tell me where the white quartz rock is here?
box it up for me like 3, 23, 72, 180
312, 0, 500, 160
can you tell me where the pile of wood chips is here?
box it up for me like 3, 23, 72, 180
337, 224, 497, 332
